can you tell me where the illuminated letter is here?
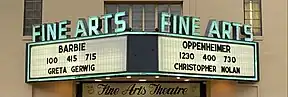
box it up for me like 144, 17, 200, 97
232, 22, 241, 40
47, 23, 58, 41
103, 14, 113, 33
191, 17, 200, 36
205, 20, 221, 38
88, 16, 102, 36
75, 18, 88, 37
115, 12, 127, 33
242, 24, 253, 41
41, 24, 46, 41
179, 16, 190, 35
32, 25, 41, 42
58, 20, 71, 40
179, 16, 189, 35
159, 12, 170, 32
170, 14, 178, 34
219, 21, 232, 39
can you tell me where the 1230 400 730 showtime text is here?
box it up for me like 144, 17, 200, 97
173, 40, 241, 74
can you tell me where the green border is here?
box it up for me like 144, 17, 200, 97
26, 32, 259, 83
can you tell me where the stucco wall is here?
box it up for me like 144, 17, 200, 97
194, 0, 244, 36
0, 0, 32, 97
42, 0, 104, 37
32, 81, 74, 97
236, 0, 288, 96
258, 0, 287, 97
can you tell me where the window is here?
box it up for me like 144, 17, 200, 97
23, 0, 43, 36
244, 0, 262, 36
105, 3, 182, 32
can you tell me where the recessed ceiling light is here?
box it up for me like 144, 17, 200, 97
94, 79, 102, 81
184, 79, 190, 81
155, 76, 159, 79
139, 79, 147, 81
105, 77, 111, 80
126, 76, 132, 79
176, 77, 181, 79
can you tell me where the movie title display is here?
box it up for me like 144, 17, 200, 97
28, 36, 127, 79
158, 36, 256, 78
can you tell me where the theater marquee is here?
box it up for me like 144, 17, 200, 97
26, 11, 259, 82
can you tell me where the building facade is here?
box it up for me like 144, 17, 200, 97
0, 0, 287, 97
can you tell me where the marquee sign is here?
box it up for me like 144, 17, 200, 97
82, 83, 201, 97
26, 11, 259, 82
26, 32, 259, 82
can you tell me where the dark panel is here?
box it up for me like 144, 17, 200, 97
76, 82, 82, 97
127, 35, 158, 72
200, 82, 207, 97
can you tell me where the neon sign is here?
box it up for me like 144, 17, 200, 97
32, 12, 253, 42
